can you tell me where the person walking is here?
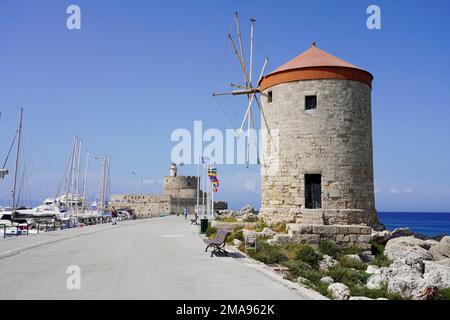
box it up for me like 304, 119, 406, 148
111, 207, 119, 226
183, 207, 189, 220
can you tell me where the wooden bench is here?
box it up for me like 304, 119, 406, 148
190, 215, 199, 225
203, 229, 231, 257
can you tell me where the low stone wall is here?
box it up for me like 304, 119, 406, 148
211, 221, 258, 230
261, 207, 381, 230
269, 224, 372, 250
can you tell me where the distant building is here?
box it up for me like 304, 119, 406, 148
110, 164, 227, 218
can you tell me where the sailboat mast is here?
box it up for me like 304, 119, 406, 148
82, 152, 90, 207
11, 107, 23, 214
75, 139, 82, 212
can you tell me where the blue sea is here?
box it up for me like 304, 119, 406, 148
379, 212, 450, 237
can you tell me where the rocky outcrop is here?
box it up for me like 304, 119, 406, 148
358, 234, 450, 300
218, 205, 258, 221
319, 255, 338, 271
320, 276, 334, 285
261, 227, 277, 238
429, 236, 450, 261
384, 237, 433, 262
422, 259, 450, 290
366, 265, 381, 275
328, 283, 350, 300
367, 274, 384, 290
371, 230, 391, 245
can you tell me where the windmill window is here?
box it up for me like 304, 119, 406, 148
268, 91, 273, 103
305, 95, 317, 110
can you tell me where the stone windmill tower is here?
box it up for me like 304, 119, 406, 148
258, 42, 382, 230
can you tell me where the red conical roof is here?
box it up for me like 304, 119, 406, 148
259, 42, 373, 91
271, 42, 360, 73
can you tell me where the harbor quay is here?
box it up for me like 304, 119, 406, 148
0, 215, 324, 300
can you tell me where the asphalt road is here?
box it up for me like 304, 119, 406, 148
0, 216, 325, 300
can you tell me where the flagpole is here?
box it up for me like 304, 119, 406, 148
211, 183, 214, 219
202, 162, 206, 218
196, 156, 200, 217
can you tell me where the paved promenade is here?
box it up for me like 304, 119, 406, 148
0, 216, 325, 300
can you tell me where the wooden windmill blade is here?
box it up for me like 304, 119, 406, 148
212, 12, 274, 166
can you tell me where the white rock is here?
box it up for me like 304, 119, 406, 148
367, 274, 384, 290
319, 255, 338, 271
429, 236, 450, 261
242, 229, 259, 240
233, 239, 242, 246
349, 296, 374, 300
366, 265, 381, 274
383, 257, 444, 299
297, 276, 308, 285
377, 298, 389, 300
328, 283, 350, 300
261, 227, 276, 238
384, 237, 433, 262
320, 276, 334, 285
240, 205, 256, 215
423, 259, 450, 290
371, 230, 392, 244
242, 213, 258, 222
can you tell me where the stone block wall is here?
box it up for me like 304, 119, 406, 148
260, 79, 381, 229
270, 224, 372, 250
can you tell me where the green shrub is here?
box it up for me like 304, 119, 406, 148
318, 240, 340, 259
341, 245, 363, 256
370, 242, 392, 267
438, 288, 450, 300
218, 216, 238, 223
283, 260, 323, 284
251, 243, 288, 264
349, 284, 404, 300
272, 223, 287, 234
205, 224, 217, 238
372, 254, 392, 268
328, 266, 370, 288
339, 256, 367, 271
227, 228, 244, 244
255, 219, 268, 232
294, 245, 322, 267
371, 241, 384, 256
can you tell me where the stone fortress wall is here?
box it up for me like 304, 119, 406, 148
110, 165, 227, 219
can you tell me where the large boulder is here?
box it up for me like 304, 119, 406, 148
423, 259, 450, 290
319, 255, 338, 271
320, 276, 335, 285
328, 283, 350, 300
367, 274, 384, 290
429, 236, 450, 261
384, 237, 433, 262
383, 257, 424, 299
261, 227, 276, 238
383, 257, 447, 299
371, 230, 392, 245
366, 265, 382, 274
240, 205, 256, 215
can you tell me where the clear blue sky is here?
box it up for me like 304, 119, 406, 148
1, 0, 449, 212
